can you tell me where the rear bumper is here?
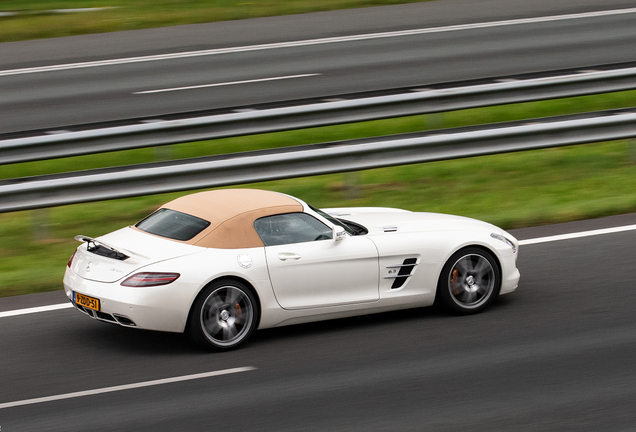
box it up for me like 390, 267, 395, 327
69, 298, 139, 327
64, 268, 192, 333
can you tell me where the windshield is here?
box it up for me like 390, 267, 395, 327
309, 205, 358, 236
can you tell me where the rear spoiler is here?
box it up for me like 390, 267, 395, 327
74, 235, 136, 261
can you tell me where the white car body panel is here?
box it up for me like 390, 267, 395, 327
70, 227, 206, 283
63, 191, 520, 340
265, 235, 379, 309
327, 208, 519, 296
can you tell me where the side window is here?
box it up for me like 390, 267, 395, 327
254, 213, 332, 246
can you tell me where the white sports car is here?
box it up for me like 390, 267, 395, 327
64, 189, 520, 350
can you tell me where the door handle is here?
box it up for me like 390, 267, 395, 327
278, 252, 301, 261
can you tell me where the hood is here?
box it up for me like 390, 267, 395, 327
69, 227, 205, 283
324, 207, 500, 235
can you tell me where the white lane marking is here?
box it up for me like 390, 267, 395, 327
134, 73, 321, 94
0, 302, 73, 318
49, 8, 119, 13
1, 7, 636, 77
518, 224, 636, 246
0, 367, 256, 410
0, 8, 116, 17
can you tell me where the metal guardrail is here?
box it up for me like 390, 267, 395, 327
2, 66, 636, 165
2, 109, 635, 213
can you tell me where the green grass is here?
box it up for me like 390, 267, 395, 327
1, 90, 636, 297
0, 0, 431, 42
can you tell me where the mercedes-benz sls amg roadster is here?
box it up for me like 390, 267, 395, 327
64, 189, 520, 350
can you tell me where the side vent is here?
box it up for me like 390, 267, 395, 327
382, 225, 398, 233
385, 258, 418, 289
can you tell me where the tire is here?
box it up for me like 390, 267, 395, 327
188, 280, 259, 350
437, 247, 501, 314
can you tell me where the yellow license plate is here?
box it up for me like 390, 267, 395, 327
75, 292, 100, 311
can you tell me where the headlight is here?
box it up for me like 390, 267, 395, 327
490, 233, 517, 253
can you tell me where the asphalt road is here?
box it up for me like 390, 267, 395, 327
1, 0, 636, 134
1, 213, 636, 431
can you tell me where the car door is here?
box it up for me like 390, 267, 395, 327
255, 212, 379, 309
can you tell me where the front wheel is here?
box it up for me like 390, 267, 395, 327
188, 280, 259, 350
437, 247, 501, 314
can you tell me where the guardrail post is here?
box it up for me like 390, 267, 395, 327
629, 139, 636, 164
154, 144, 174, 161
344, 171, 361, 200
426, 113, 444, 130
31, 208, 51, 241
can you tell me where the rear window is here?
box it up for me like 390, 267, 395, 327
135, 209, 210, 241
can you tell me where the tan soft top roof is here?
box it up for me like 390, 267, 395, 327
158, 189, 303, 249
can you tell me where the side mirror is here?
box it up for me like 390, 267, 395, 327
333, 225, 347, 242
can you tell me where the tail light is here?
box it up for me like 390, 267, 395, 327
67, 250, 77, 268
121, 272, 180, 287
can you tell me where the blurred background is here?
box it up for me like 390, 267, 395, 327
3, 2, 636, 431
0, 0, 635, 299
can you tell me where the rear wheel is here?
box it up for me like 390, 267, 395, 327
188, 280, 258, 350
437, 247, 501, 314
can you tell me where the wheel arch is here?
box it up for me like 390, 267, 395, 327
185, 275, 262, 334
434, 243, 503, 302
442, 244, 502, 278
